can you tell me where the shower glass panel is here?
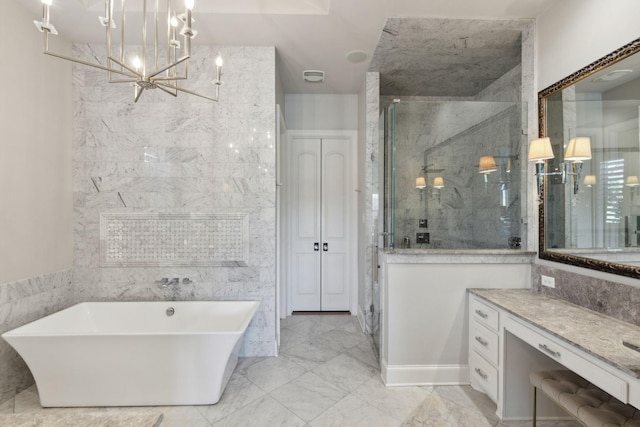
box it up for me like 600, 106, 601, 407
384, 100, 527, 250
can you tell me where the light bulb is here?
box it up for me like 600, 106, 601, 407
184, 0, 194, 10
215, 55, 223, 67
42, 0, 53, 5
170, 16, 179, 27
131, 56, 142, 71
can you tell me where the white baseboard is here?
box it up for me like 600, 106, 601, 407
381, 358, 470, 386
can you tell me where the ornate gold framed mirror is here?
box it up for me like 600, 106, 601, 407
538, 37, 640, 278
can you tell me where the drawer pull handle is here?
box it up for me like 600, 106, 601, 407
476, 337, 489, 347
538, 343, 561, 358
475, 309, 488, 319
474, 367, 488, 379
475, 336, 489, 346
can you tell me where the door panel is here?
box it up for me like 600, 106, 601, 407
297, 152, 320, 238
321, 139, 351, 311
290, 139, 321, 311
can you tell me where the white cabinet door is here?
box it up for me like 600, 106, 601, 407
289, 136, 352, 311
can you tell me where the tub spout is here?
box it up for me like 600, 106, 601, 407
156, 278, 169, 288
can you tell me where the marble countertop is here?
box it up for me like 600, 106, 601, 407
469, 288, 640, 378
381, 249, 536, 264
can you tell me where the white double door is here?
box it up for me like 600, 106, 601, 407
289, 135, 352, 311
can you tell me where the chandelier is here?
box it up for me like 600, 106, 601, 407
34, 0, 222, 102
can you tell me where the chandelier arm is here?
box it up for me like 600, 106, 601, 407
134, 85, 144, 103
147, 56, 190, 79
155, 84, 178, 97
155, 82, 220, 102
43, 51, 137, 79
152, 76, 188, 82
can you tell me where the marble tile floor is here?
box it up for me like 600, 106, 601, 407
0, 314, 581, 426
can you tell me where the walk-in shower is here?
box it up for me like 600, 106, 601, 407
368, 99, 528, 353
382, 99, 528, 250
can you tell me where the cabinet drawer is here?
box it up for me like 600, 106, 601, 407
471, 321, 499, 366
470, 351, 498, 402
506, 316, 628, 403
471, 297, 499, 332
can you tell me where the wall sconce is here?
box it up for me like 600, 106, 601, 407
416, 176, 427, 200
478, 156, 498, 174
626, 176, 640, 201
527, 136, 592, 196
433, 177, 444, 189
583, 175, 596, 187
479, 155, 497, 185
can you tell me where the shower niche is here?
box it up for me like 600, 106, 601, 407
383, 100, 528, 250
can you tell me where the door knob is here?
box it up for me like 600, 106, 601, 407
314, 242, 319, 251
323, 242, 328, 251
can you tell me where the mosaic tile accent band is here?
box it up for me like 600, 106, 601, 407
100, 213, 250, 267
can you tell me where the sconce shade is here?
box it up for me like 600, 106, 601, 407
478, 155, 497, 174
415, 177, 427, 189
626, 176, 640, 187
564, 137, 592, 162
528, 138, 554, 162
433, 177, 444, 188
583, 175, 596, 187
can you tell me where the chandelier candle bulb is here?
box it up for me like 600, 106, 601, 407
42, 0, 51, 25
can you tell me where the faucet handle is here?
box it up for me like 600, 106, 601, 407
182, 278, 193, 284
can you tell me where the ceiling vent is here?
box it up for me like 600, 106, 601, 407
593, 69, 633, 82
303, 70, 325, 83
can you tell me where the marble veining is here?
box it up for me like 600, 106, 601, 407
0, 412, 163, 426
533, 263, 640, 327
72, 44, 277, 357
370, 18, 525, 97
470, 288, 640, 377
0, 270, 74, 404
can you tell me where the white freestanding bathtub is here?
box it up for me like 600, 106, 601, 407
2, 301, 259, 407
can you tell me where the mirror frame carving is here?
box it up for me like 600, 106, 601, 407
538, 37, 640, 278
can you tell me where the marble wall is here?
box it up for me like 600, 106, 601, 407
0, 270, 74, 403
71, 44, 277, 357
533, 263, 640, 327
361, 72, 380, 334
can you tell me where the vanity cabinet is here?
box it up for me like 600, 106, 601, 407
468, 288, 640, 421
469, 295, 500, 402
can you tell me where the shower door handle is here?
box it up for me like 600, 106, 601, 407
323, 243, 328, 251
314, 242, 319, 251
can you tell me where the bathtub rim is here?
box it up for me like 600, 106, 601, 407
2, 300, 261, 338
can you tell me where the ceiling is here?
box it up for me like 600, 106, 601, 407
13, 0, 557, 94
371, 18, 525, 97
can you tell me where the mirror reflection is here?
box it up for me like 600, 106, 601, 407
538, 44, 640, 271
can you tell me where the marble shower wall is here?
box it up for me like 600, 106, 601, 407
72, 44, 277, 356
0, 270, 74, 403
390, 69, 524, 250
